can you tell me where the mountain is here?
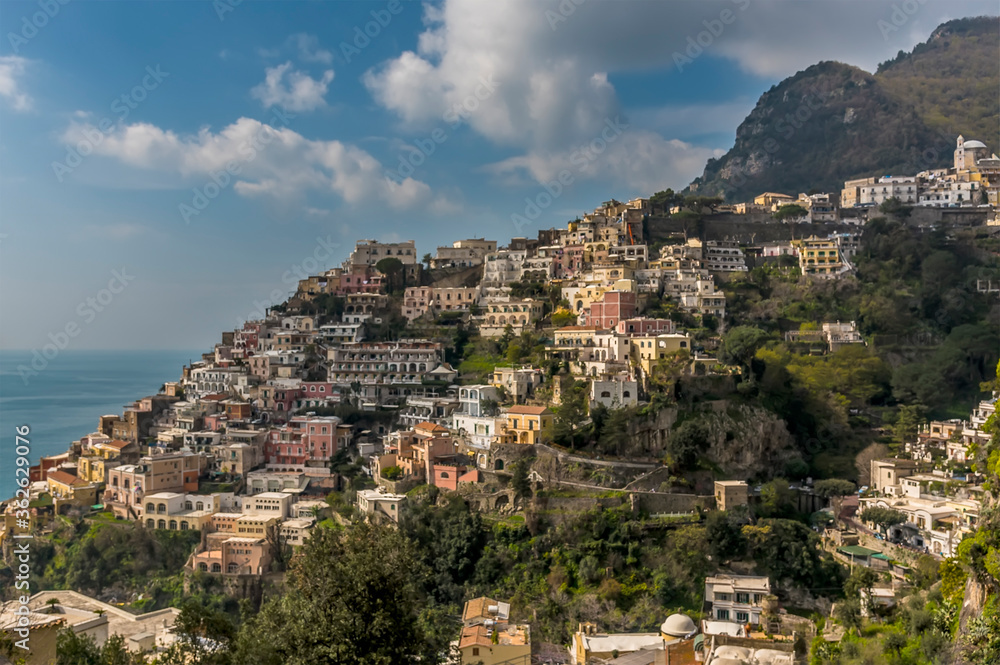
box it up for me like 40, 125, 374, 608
687, 16, 999, 202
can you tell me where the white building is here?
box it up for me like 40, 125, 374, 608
704, 574, 771, 627
589, 378, 638, 410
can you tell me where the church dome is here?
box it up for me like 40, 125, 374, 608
963, 140, 988, 149
661, 613, 696, 637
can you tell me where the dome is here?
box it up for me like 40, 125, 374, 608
963, 140, 988, 149
661, 613, 696, 637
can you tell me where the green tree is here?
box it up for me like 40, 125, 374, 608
719, 326, 771, 370
758, 479, 797, 519
232, 524, 439, 665
859, 506, 907, 538
813, 478, 855, 520
421, 253, 432, 269
553, 380, 588, 448
666, 418, 710, 470
57, 631, 144, 665
813, 479, 856, 499
893, 404, 927, 444
510, 461, 533, 502
551, 310, 577, 327
375, 257, 405, 294
773, 204, 809, 221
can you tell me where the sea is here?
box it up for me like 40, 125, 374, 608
0, 350, 201, 501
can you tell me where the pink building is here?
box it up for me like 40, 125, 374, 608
234, 323, 260, 358
204, 413, 227, 431
616, 317, 674, 336
552, 245, 585, 279
190, 537, 270, 576
334, 267, 383, 295
432, 463, 479, 491
587, 291, 637, 329
266, 416, 345, 466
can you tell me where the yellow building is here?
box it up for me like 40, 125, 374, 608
793, 236, 844, 277
47, 470, 99, 507
458, 623, 531, 665
505, 406, 554, 445
77, 456, 112, 485
629, 333, 693, 376
753, 192, 794, 211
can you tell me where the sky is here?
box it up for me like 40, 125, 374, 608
0, 0, 996, 352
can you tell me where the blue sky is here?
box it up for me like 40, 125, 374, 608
1, 0, 996, 351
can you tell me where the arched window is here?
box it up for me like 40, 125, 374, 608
169, 520, 178, 530
157, 520, 166, 529
146, 519, 154, 528
227, 563, 239, 574
199, 563, 208, 572
146, 503, 155, 513
212, 563, 222, 573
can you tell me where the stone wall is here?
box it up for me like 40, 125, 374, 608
630, 492, 711, 515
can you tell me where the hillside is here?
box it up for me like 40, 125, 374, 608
878, 16, 1000, 149
687, 16, 999, 202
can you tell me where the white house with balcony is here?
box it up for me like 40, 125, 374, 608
704, 574, 772, 628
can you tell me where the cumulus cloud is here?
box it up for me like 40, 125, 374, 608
251, 62, 334, 111
0, 56, 31, 111
59, 117, 450, 211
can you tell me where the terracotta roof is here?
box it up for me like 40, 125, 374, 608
557, 326, 599, 331
459, 625, 493, 649
415, 422, 449, 433
462, 597, 497, 623
202, 393, 229, 401
102, 439, 132, 450
507, 406, 551, 416
47, 470, 88, 487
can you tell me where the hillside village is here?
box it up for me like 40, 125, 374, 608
3, 135, 1000, 665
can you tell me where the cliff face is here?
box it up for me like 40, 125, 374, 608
627, 403, 800, 479
687, 16, 999, 202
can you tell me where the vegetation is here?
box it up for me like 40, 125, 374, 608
687, 17, 998, 201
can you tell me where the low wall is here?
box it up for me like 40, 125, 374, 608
631, 492, 710, 515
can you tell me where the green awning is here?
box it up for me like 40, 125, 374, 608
838, 545, 879, 557
872, 553, 891, 561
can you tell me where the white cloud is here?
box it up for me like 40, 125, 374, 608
290, 33, 333, 65
59, 117, 453, 212
0, 56, 31, 111
251, 62, 334, 112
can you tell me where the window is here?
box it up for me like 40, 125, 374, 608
736, 592, 750, 604
716, 592, 731, 602
717, 609, 730, 620
472, 648, 480, 657
736, 611, 750, 623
